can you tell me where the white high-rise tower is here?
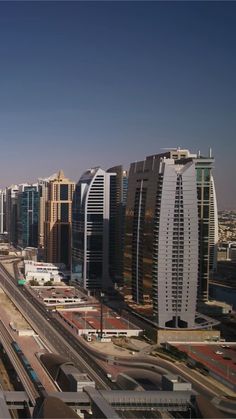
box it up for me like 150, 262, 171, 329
72, 167, 116, 291
152, 158, 199, 328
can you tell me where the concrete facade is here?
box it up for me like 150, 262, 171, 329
124, 148, 218, 329
155, 329, 221, 344
152, 159, 198, 328
44, 170, 75, 268
38, 173, 57, 250
162, 375, 192, 392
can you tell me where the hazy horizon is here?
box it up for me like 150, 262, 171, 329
0, 1, 235, 210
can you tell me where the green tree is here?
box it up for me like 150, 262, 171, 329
29, 279, 39, 286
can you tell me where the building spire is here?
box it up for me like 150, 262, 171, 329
57, 169, 65, 180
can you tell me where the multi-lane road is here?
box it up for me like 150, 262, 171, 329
0, 261, 235, 416
0, 263, 113, 390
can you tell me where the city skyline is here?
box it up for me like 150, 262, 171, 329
0, 2, 235, 209
0, 1, 235, 407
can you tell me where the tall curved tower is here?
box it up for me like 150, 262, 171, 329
209, 175, 219, 274
124, 148, 217, 328
152, 159, 199, 328
72, 167, 116, 291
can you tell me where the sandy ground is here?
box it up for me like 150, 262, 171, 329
89, 337, 151, 356
0, 288, 29, 329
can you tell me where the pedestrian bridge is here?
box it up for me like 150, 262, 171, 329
0, 388, 194, 418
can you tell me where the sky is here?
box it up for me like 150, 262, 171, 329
0, 1, 235, 209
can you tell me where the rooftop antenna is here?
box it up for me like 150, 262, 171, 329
197, 150, 201, 157
209, 147, 212, 158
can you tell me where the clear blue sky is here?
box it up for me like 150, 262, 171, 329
0, 1, 235, 209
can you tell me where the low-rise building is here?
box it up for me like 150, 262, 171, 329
58, 308, 142, 338
162, 375, 192, 392
24, 260, 65, 283
25, 271, 52, 285
30, 286, 89, 307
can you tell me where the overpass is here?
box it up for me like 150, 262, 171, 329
0, 388, 194, 418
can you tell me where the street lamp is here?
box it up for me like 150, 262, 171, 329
100, 292, 104, 340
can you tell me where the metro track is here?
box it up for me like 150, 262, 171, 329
0, 320, 38, 405
0, 263, 112, 391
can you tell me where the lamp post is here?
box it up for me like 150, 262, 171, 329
100, 292, 104, 340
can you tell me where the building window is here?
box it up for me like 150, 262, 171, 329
61, 203, 69, 222
60, 184, 68, 200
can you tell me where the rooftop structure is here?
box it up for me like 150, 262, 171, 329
58, 307, 142, 338
162, 374, 192, 391
31, 286, 89, 307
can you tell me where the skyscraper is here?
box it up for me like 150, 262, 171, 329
124, 149, 217, 327
124, 153, 167, 305
195, 154, 216, 301
107, 166, 128, 285
44, 171, 75, 267
71, 167, 117, 291
38, 173, 57, 250
0, 189, 6, 234
17, 184, 39, 248
6, 184, 19, 245
209, 175, 218, 275
152, 158, 198, 328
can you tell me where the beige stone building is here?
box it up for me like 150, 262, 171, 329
44, 170, 75, 267
38, 173, 57, 249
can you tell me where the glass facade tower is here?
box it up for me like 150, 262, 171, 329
0, 189, 6, 234
6, 185, 19, 245
17, 184, 39, 248
107, 166, 128, 285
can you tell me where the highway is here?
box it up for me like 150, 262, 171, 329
0, 263, 113, 391
111, 355, 224, 398
1, 261, 235, 416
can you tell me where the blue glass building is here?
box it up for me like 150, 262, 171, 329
17, 184, 39, 248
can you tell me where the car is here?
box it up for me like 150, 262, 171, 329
215, 351, 223, 355
200, 370, 209, 376
187, 363, 194, 369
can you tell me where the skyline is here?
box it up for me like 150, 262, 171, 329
0, 1, 235, 209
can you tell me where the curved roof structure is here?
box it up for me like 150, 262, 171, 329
35, 396, 79, 419
40, 353, 73, 381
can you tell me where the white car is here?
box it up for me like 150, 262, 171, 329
215, 350, 223, 355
